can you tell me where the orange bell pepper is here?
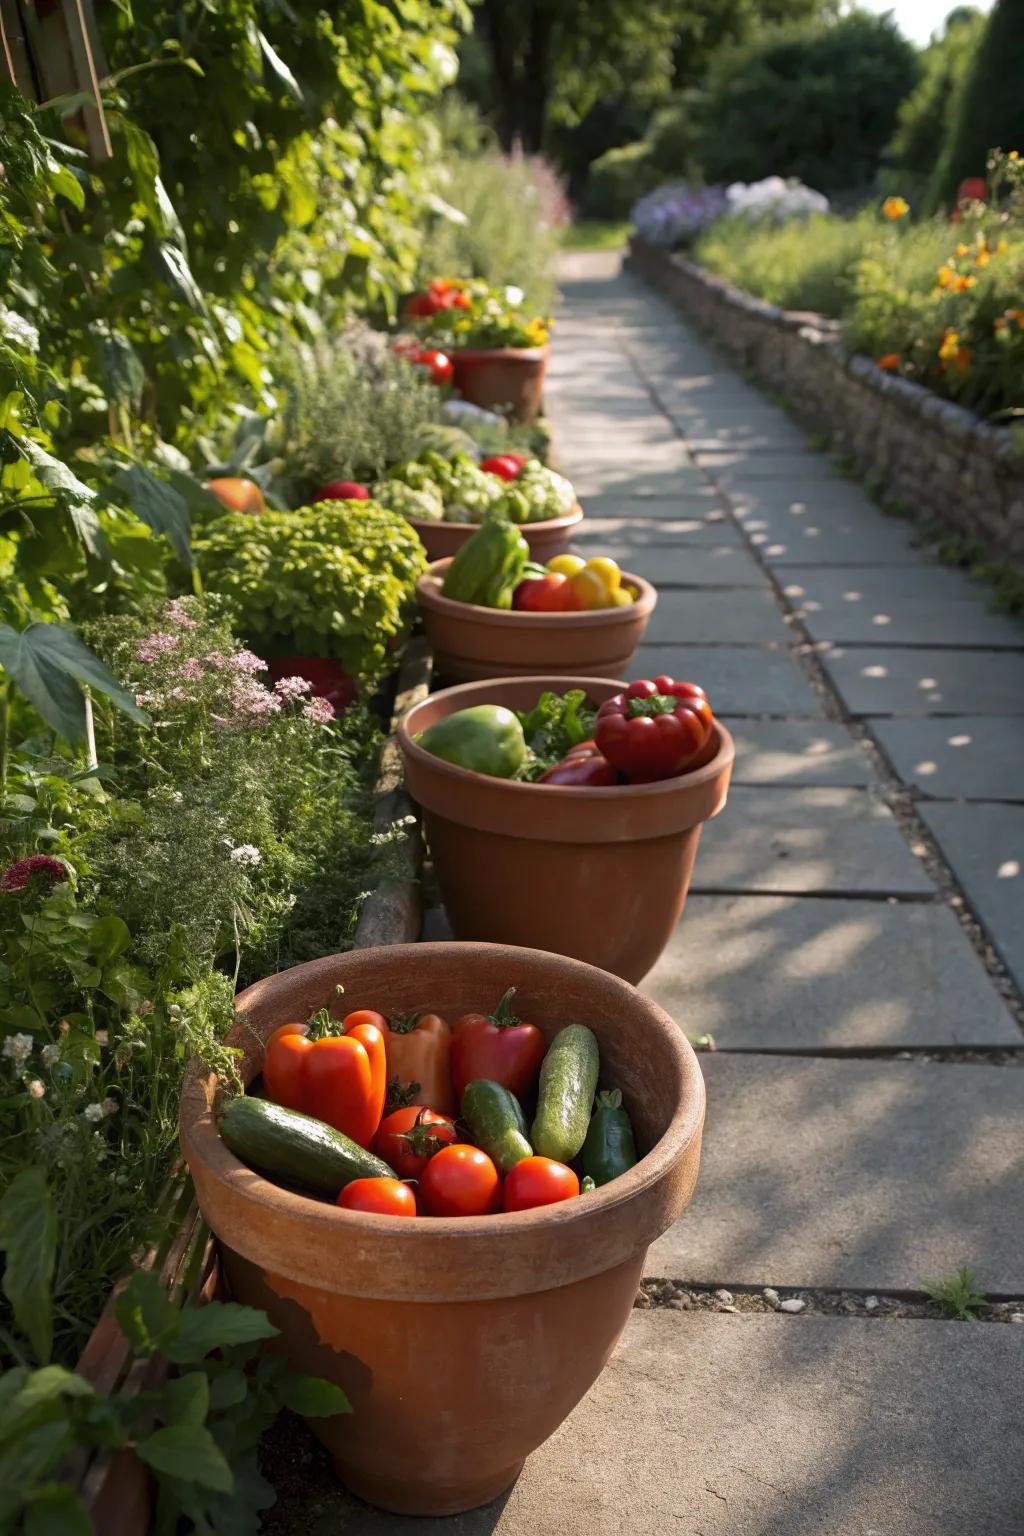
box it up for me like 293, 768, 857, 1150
382, 1011, 454, 1115
263, 1008, 386, 1149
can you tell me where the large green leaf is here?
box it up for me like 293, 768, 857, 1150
0, 1169, 56, 1363
135, 1424, 233, 1492
257, 30, 305, 105
149, 241, 209, 317
0, 622, 148, 743
113, 1269, 181, 1356
18, 438, 96, 509
112, 463, 193, 566
160, 1371, 209, 1426
24, 1484, 92, 1536
167, 1302, 278, 1365
95, 327, 145, 413
278, 1375, 351, 1417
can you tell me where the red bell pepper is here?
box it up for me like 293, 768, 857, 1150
451, 988, 546, 1100
539, 741, 618, 786
594, 677, 713, 781
263, 1008, 386, 1148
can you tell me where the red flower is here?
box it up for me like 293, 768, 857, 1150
0, 855, 68, 894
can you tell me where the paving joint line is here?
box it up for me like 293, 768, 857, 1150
636, 1279, 1024, 1321
703, 1045, 1024, 1064
611, 304, 1024, 1040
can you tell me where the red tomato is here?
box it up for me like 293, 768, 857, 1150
336, 1178, 417, 1218
374, 1106, 457, 1179
405, 292, 441, 318
503, 1156, 580, 1212
512, 572, 568, 611
413, 348, 454, 387
451, 291, 472, 310
314, 480, 370, 502
481, 455, 523, 482
418, 1145, 501, 1217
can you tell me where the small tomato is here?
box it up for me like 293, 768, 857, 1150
512, 572, 568, 611
336, 1178, 417, 1218
418, 1144, 501, 1217
207, 477, 264, 515
314, 480, 370, 502
503, 1156, 580, 1212
413, 349, 454, 388
374, 1106, 458, 1180
481, 454, 523, 482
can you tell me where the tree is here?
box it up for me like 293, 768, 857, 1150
929, 0, 1024, 208
697, 12, 919, 195
886, 8, 984, 190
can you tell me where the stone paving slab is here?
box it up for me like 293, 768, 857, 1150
647, 1054, 1024, 1290
791, 584, 1024, 650
871, 717, 1024, 801
692, 786, 935, 895
698, 450, 846, 483
646, 587, 793, 646
821, 646, 1024, 717
644, 895, 1020, 1048
570, 539, 766, 587
732, 491, 928, 565
261, 1312, 1024, 1536
779, 562, 995, 604
919, 803, 1024, 992
575, 514, 744, 547
630, 645, 823, 716
725, 720, 874, 787
567, 465, 714, 498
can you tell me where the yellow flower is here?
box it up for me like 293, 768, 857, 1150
938, 329, 961, 361
525, 319, 549, 347
882, 195, 909, 220
1010, 151, 1020, 162
996, 238, 1009, 255
976, 249, 990, 268
955, 242, 970, 258
936, 265, 955, 289
995, 317, 1007, 333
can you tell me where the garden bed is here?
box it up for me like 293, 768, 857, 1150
627, 237, 1024, 569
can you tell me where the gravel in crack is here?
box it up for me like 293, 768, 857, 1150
636, 1279, 1024, 1322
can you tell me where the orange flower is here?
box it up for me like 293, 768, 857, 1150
936, 265, 955, 289
938, 329, 961, 361
881, 196, 909, 220
976, 249, 990, 268
876, 353, 901, 371
952, 273, 977, 291
955, 242, 970, 258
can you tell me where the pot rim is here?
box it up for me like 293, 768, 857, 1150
179, 943, 706, 1299
406, 504, 584, 540
398, 676, 735, 807
451, 345, 549, 360
417, 562, 657, 628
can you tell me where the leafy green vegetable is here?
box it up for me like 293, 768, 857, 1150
516, 689, 597, 779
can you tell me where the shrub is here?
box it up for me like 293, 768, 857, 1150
886, 10, 985, 195
694, 212, 873, 316
586, 142, 661, 220
698, 14, 919, 195
930, 0, 1024, 209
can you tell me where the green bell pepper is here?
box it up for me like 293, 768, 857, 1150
440, 517, 529, 609
416, 705, 527, 778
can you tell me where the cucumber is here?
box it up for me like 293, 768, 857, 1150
531, 1025, 599, 1164
461, 1080, 533, 1175
219, 1096, 392, 1197
582, 1089, 638, 1187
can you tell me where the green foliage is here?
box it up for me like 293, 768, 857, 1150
275, 326, 444, 503
694, 210, 888, 317
930, 0, 1024, 209
698, 13, 919, 194
921, 1265, 987, 1320
586, 142, 661, 220
560, 221, 632, 251
192, 503, 426, 682
886, 10, 985, 195
417, 99, 562, 309
0, 1268, 349, 1534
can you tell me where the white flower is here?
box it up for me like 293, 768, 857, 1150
1, 307, 40, 353
27, 1078, 45, 1099
229, 844, 262, 867
41, 1043, 61, 1067
83, 1102, 105, 1122
505, 284, 524, 306
3, 1032, 34, 1064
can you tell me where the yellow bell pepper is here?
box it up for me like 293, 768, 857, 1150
547, 553, 585, 578
611, 587, 634, 607
583, 557, 622, 599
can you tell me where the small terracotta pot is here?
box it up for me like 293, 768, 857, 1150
180, 942, 705, 1516
451, 346, 548, 422
408, 502, 583, 564
418, 561, 656, 683
399, 678, 734, 982
265, 656, 356, 714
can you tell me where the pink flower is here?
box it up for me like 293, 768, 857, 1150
204, 650, 230, 670
166, 599, 198, 631
302, 696, 336, 725
231, 650, 266, 675
135, 632, 180, 664
1, 855, 68, 893
273, 675, 312, 700
212, 676, 283, 729
178, 659, 204, 681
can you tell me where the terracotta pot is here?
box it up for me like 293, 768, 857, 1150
180, 942, 705, 1516
451, 346, 548, 422
418, 560, 656, 683
408, 502, 583, 564
399, 677, 734, 982
265, 656, 356, 714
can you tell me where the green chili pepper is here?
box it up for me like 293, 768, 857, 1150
582, 1089, 637, 1187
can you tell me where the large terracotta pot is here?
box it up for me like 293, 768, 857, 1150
400, 678, 733, 982
179, 942, 705, 1516
451, 346, 548, 422
408, 502, 583, 564
418, 560, 656, 682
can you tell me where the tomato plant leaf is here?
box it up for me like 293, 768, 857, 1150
148, 241, 209, 318
159, 1371, 209, 1426
135, 1424, 233, 1492
277, 1375, 351, 1417
17, 438, 96, 508
0, 622, 148, 741
113, 1269, 181, 1356
0, 1168, 56, 1363
84, 914, 131, 965
112, 462, 193, 566
94, 327, 145, 413
14, 1366, 95, 1411
166, 1302, 279, 1364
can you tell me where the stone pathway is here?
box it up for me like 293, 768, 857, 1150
263, 252, 1024, 1534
